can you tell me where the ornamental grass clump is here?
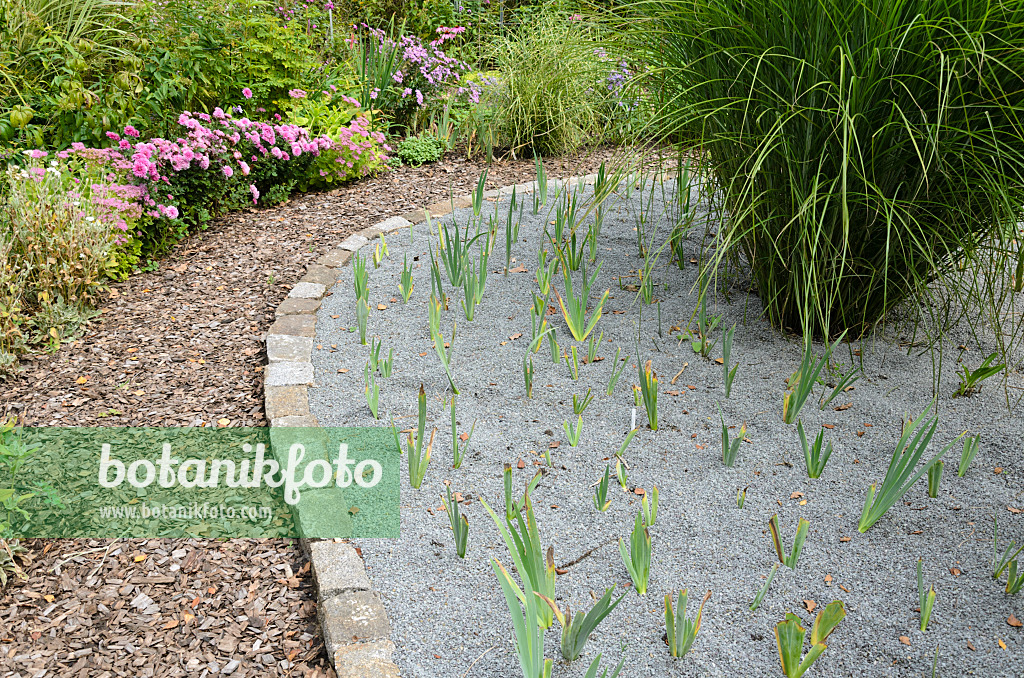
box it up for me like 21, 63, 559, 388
636, 0, 1024, 338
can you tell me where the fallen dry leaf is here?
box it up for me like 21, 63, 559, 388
790, 492, 804, 499
377, 303, 387, 310
950, 567, 961, 576
509, 333, 522, 340
1009, 506, 1022, 514
822, 424, 835, 429
967, 641, 977, 651
999, 639, 1007, 650
834, 402, 852, 411
900, 636, 911, 646
517, 459, 525, 469
509, 265, 528, 273
1009, 614, 1022, 628
803, 600, 816, 613
840, 536, 851, 542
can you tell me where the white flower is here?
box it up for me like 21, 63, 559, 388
49, 160, 58, 167
85, 216, 96, 222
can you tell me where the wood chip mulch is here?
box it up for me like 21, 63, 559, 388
0, 538, 328, 678
0, 146, 622, 677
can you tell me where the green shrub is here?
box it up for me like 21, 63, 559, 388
0, 156, 117, 373
397, 132, 445, 165
636, 0, 1024, 339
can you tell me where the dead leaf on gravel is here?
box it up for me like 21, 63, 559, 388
1009, 614, 1022, 627
900, 636, 911, 646
509, 265, 528, 273
834, 403, 852, 411
803, 600, 816, 613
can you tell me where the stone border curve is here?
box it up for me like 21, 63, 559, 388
261, 169, 654, 676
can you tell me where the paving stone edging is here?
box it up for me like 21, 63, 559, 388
261, 171, 636, 676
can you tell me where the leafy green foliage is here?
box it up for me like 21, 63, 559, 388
397, 132, 446, 166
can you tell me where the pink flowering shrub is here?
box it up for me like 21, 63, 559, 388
55, 104, 388, 255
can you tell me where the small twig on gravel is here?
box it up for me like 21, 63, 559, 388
461, 646, 495, 678
670, 362, 688, 385
557, 537, 616, 571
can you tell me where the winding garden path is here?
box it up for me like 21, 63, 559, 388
0, 149, 617, 678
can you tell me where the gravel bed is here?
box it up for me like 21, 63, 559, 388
309, 177, 1024, 677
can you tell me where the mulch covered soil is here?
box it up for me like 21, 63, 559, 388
0, 147, 621, 677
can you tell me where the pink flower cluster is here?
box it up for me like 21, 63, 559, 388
54, 103, 388, 236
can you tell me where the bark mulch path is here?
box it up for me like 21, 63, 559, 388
0, 147, 622, 678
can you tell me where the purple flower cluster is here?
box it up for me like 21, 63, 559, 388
360, 25, 475, 114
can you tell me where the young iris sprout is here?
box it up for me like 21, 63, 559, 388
593, 465, 612, 511
783, 331, 847, 424
539, 586, 626, 662
926, 460, 944, 498
775, 601, 846, 678
442, 486, 469, 558
798, 421, 833, 478
563, 416, 583, 447
953, 351, 1005, 397
718, 403, 745, 466
607, 348, 628, 395
533, 153, 547, 213
858, 403, 959, 532
769, 514, 809, 570
434, 213, 486, 288
543, 447, 553, 467
637, 359, 659, 430
368, 337, 383, 373
536, 248, 558, 297
736, 486, 747, 509
619, 510, 651, 595
380, 348, 394, 378
687, 291, 721, 358
353, 252, 368, 302
505, 491, 557, 628
573, 388, 595, 415
917, 559, 936, 631
427, 245, 448, 309
958, 434, 980, 476
363, 364, 380, 419
356, 298, 370, 345
617, 428, 638, 458
523, 330, 552, 398
428, 295, 459, 394
556, 262, 609, 342
390, 385, 435, 489
567, 346, 581, 380
530, 296, 549, 352
371, 233, 388, 268
665, 589, 711, 658
722, 324, 739, 397
449, 395, 475, 469
504, 189, 520, 274
461, 251, 488, 321
586, 331, 603, 363
472, 168, 488, 217
398, 254, 414, 302
480, 498, 552, 678
1006, 561, 1024, 594
548, 327, 560, 364
615, 458, 628, 491
992, 515, 1024, 579
642, 486, 659, 527
749, 563, 779, 611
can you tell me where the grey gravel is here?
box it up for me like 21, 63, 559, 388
310, 178, 1024, 677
